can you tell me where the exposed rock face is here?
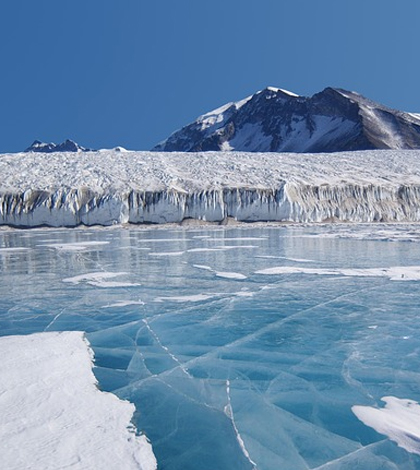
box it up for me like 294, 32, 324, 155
153, 87, 420, 153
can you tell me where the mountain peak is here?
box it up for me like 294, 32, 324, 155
24, 139, 94, 153
153, 86, 420, 153
263, 86, 299, 97
25, 140, 57, 152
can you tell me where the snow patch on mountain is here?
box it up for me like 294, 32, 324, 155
275, 115, 358, 153
266, 86, 299, 97
408, 113, 420, 122
228, 123, 273, 152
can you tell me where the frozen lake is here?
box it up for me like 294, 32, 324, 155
1, 224, 420, 469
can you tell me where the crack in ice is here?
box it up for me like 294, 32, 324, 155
310, 439, 387, 469
114, 283, 387, 396
224, 379, 258, 469
141, 318, 192, 379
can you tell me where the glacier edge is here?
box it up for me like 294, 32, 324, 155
1, 149, 420, 227
2, 183, 420, 227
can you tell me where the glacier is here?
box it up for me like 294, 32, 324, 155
1, 149, 420, 227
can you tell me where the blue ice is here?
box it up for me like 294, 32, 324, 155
1, 225, 420, 469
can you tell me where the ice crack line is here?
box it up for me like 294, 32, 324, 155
341, 349, 375, 401
310, 439, 388, 469
185, 281, 389, 366
142, 318, 192, 378
43, 307, 67, 331
115, 282, 388, 394
225, 379, 258, 470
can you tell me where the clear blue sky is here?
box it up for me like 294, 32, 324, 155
1, 0, 419, 152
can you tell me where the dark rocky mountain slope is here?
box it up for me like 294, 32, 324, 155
153, 87, 420, 153
25, 139, 92, 153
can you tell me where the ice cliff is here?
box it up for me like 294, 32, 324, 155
1, 150, 420, 227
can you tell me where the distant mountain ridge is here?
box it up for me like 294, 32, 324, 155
153, 87, 420, 153
25, 139, 93, 153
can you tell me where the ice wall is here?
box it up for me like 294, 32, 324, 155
1, 150, 420, 227
285, 183, 420, 223
2, 184, 420, 227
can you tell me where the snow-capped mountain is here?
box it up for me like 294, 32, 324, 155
25, 139, 93, 153
153, 87, 420, 153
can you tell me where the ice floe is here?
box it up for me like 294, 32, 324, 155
0, 331, 156, 470
62, 271, 141, 287
255, 265, 420, 281
352, 396, 420, 456
102, 300, 146, 308
154, 293, 218, 303
215, 271, 248, 280
40, 241, 110, 251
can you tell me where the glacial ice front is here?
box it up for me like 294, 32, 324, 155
1, 224, 420, 469
2, 149, 420, 226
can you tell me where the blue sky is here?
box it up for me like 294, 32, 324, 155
1, 0, 419, 152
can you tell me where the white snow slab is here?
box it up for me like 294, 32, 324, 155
40, 241, 110, 251
215, 271, 248, 280
266, 86, 299, 97
0, 331, 157, 470
255, 265, 420, 281
154, 293, 217, 303
352, 397, 420, 456
62, 272, 142, 288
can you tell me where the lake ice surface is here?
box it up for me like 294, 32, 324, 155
1, 224, 420, 470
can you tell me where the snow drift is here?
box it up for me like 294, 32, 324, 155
1, 149, 420, 227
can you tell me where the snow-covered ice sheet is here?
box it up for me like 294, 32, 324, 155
297, 223, 420, 243
0, 247, 30, 253
1, 149, 420, 226
0, 331, 156, 470
154, 293, 220, 303
353, 397, 420, 456
255, 265, 420, 281
103, 300, 146, 308
215, 271, 247, 280
1, 225, 420, 470
40, 241, 110, 251
62, 271, 141, 287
